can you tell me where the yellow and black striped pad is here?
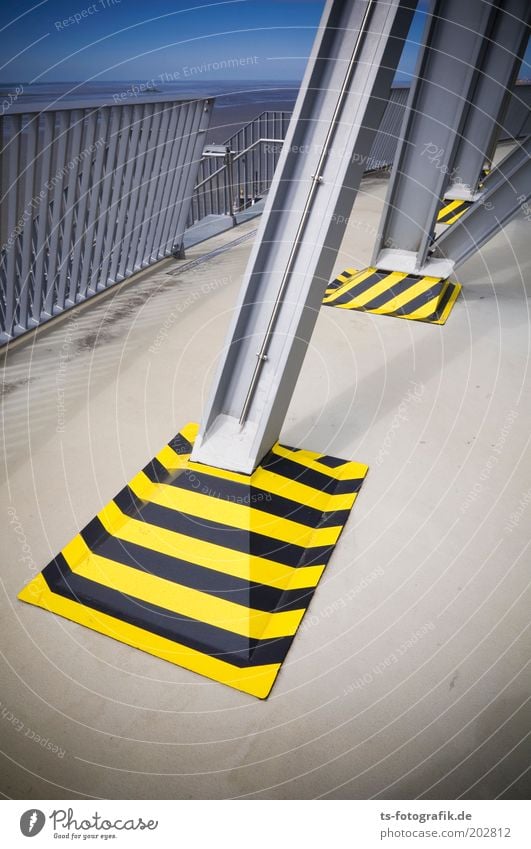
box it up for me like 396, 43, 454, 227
323, 267, 461, 325
18, 423, 367, 699
437, 198, 472, 225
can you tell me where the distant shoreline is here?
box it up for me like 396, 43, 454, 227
0, 79, 301, 142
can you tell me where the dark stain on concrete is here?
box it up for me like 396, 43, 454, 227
1, 377, 30, 396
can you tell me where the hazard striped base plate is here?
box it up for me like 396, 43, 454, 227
437, 198, 472, 225
323, 267, 461, 324
19, 423, 367, 699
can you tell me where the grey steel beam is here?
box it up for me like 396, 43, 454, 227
432, 136, 531, 268
445, 0, 530, 201
191, 0, 418, 475
372, 0, 498, 277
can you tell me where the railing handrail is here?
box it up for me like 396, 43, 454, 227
4, 92, 212, 114
194, 137, 285, 190
223, 109, 292, 145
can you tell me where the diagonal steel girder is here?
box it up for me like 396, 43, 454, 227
444, 0, 531, 202
191, 0, 418, 474
371, 0, 500, 277
432, 135, 531, 269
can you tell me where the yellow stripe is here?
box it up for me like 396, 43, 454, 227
177, 421, 200, 444
154, 422, 199, 468
362, 275, 442, 317
398, 279, 460, 322
97, 500, 324, 591
323, 267, 377, 304
61, 535, 304, 640
18, 574, 279, 698
338, 270, 409, 310
444, 208, 467, 226
271, 444, 367, 482
129, 471, 343, 548
356, 279, 460, 324
396, 291, 444, 321
157, 446, 358, 512
156, 443, 187, 470
437, 199, 464, 222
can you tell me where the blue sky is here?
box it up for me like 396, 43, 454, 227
0, 0, 529, 84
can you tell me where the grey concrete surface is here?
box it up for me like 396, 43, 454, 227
1, 164, 530, 800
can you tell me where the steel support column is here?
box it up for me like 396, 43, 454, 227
444, 0, 530, 201
191, 0, 418, 474
371, 0, 497, 277
432, 136, 531, 269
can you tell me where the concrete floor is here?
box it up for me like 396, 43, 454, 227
1, 166, 530, 800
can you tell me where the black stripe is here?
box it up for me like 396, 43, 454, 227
317, 455, 346, 469
142, 457, 170, 483
143, 463, 352, 530
42, 556, 294, 667
168, 432, 193, 455
79, 519, 313, 613
361, 275, 443, 312
390, 279, 446, 317
317, 507, 354, 529
263, 449, 360, 495
438, 201, 466, 223
328, 271, 381, 305
113, 486, 333, 568
431, 281, 456, 322
328, 274, 351, 292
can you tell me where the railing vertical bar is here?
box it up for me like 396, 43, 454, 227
157, 102, 198, 258
143, 102, 182, 264
31, 111, 54, 322
55, 109, 84, 311
77, 107, 109, 298
252, 115, 257, 198
88, 106, 122, 292
108, 103, 143, 283
117, 103, 154, 279
68, 109, 98, 302
126, 104, 160, 274
43, 111, 69, 315
98, 104, 133, 288
17, 114, 38, 330
147, 102, 190, 261
3, 115, 20, 337
135, 103, 171, 270
165, 99, 210, 256
159, 101, 199, 255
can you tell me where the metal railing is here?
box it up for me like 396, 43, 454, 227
2, 81, 528, 346
0, 94, 211, 345
188, 110, 291, 222
188, 81, 531, 227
